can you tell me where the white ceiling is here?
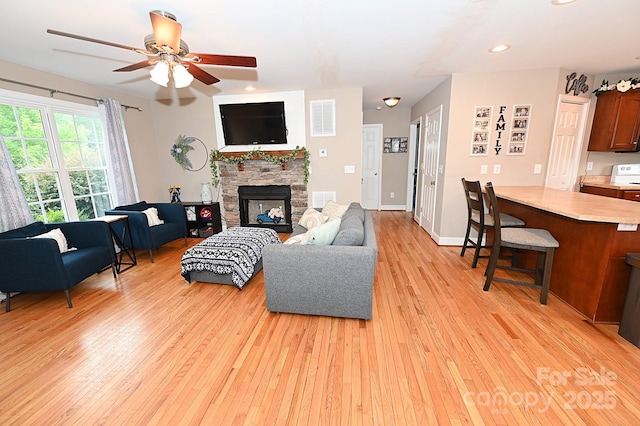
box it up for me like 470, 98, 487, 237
1, 0, 639, 110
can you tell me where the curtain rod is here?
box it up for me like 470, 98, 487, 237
0, 77, 142, 111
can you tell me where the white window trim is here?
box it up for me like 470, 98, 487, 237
0, 88, 111, 222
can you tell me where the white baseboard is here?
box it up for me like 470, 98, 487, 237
435, 236, 465, 246
379, 204, 406, 211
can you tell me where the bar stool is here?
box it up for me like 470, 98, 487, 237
460, 178, 525, 268
483, 182, 559, 304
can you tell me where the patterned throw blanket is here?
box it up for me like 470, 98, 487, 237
181, 227, 281, 289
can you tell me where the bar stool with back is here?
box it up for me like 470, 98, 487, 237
460, 178, 525, 268
482, 182, 559, 304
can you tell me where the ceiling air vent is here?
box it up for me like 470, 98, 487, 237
310, 99, 336, 137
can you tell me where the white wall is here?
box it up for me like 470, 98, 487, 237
412, 68, 568, 243
363, 107, 412, 209
305, 87, 363, 205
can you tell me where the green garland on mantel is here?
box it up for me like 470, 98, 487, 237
209, 146, 310, 187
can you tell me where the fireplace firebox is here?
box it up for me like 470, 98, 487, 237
238, 185, 292, 233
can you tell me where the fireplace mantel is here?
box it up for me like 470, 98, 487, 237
215, 150, 305, 161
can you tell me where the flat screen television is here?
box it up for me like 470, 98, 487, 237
219, 101, 288, 146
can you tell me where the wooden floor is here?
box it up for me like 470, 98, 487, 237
1, 211, 640, 425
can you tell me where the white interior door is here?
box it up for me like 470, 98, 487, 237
545, 95, 590, 190
421, 106, 442, 235
362, 124, 382, 210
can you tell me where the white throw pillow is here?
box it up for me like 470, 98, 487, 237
298, 209, 328, 230
305, 218, 341, 245
142, 207, 164, 227
321, 200, 349, 221
31, 228, 69, 253
283, 233, 308, 245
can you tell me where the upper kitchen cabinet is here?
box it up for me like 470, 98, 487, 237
588, 89, 640, 152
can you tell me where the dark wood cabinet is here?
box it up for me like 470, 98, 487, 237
580, 185, 622, 198
581, 185, 640, 202
181, 202, 223, 238
622, 191, 640, 202
587, 89, 640, 152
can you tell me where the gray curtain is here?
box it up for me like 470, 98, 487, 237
98, 98, 139, 206
0, 134, 33, 232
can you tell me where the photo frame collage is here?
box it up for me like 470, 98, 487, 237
470, 106, 492, 156
508, 105, 531, 155
383, 137, 408, 153
470, 105, 532, 156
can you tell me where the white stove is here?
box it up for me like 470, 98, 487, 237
611, 164, 640, 185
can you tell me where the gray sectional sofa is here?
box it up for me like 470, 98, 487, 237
262, 203, 378, 319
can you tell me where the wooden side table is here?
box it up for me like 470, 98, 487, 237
93, 214, 137, 273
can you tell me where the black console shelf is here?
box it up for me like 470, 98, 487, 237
181, 202, 223, 238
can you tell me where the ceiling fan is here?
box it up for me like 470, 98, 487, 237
47, 10, 257, 88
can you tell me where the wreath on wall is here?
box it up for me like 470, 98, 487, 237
170, 135, 208, 171
209, 146, 310, 187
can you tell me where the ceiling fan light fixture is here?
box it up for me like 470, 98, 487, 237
383, 97, 401, 108
173, 63, 194, 88
489, 44, 511, 53
150, 61, 169, 87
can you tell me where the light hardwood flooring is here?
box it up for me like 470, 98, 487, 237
1, 211, 640, 425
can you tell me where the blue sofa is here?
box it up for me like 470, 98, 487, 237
105, 201, 188, 262
0, 221, 115, 312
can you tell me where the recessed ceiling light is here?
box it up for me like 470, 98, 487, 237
551, 0, 577, 5
489, 45, 511, 53
244, 86, 256, 92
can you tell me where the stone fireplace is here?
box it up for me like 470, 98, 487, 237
238, 185, 292, 232
217, 152, 308, 231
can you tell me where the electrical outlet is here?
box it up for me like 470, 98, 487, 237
534, 164, 542, 174
586, 162, 593, 171
480, 165, 488, 174
493, 164, 501, 174
319, 149, 328, 158
390, 192, 395, 199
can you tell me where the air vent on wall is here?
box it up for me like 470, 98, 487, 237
310, 99, 336, 137
312, 191, 336, 208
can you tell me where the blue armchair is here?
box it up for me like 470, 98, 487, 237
0, 221, 116, 312
105, 201, 188, 262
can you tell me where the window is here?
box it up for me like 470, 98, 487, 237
0, 91, 113, 223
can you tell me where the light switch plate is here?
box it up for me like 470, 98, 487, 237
344, 165, 355, 174
319, 149, 328, 158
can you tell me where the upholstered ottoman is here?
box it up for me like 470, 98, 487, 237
180, 227, 281, 289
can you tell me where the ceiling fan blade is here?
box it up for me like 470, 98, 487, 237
47, 29, 143, 53
189, 53, 257, 68
149, 11, 182, 53
187, 64, 220, 85
113, 60, 152, 72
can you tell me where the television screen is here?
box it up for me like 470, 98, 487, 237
220, 101, 288, 146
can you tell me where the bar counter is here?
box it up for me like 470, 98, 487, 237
493, 186, 640, 323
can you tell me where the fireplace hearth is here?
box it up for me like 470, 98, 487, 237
238, 185, 293, 233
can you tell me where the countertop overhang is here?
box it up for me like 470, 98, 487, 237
493, 186, 640, 224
